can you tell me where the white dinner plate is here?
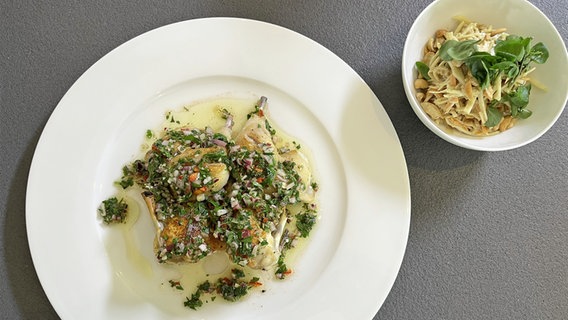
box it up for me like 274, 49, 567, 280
26, 18, 410, 320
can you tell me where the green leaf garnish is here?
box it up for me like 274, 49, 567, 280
421, 33, 548, 122
494, 36, 527, 61
415, 61, 431, 80
517, 108, 533, 119
509, 84, 531, 109
505, 84, 532, 118
439, 39, 478, 61
485, 106, 503, 128
466, 58, 491, 88
527, 42, 549, 64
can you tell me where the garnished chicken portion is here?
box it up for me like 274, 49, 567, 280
127, 97, 318, 270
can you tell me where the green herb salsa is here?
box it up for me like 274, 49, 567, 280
98, 197, 128, 224
99, 96, 319, 310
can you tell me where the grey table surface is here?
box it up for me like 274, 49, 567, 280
1, 0, 567, 319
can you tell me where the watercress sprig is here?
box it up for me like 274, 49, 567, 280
429, 34, 548, 126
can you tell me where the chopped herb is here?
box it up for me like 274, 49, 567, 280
197, 281, 211, 291
169, 279, 184, 290
275, 255, 290, 279
232, 268, 245, 279
117, 177, 133, 189
116, 165, 134, 189
296, 211, 317, 237
184, 269, 260, 310
217, 278, 248, 301
98, 197, 128, 224
311, 181, 319, 192
184, 292, 203, 310
146, 129, 153, 139
265, 120, 276, 135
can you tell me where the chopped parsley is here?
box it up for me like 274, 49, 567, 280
98, 197, 128, 224
265, 119, 276, 135
275, 255, 291, 279
184, 269, 261, 310
311, 181, 319, 192
296, 207, 317, 238
117, 165, 134, 189
184, 292, 203, 310
169, 279, 184, 290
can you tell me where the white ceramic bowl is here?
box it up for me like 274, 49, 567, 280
402, 0, 568, 151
